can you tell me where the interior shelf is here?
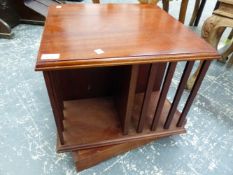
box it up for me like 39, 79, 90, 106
57, 91, 186, 152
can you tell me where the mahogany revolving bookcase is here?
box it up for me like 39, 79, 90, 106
35, 4, 219, 171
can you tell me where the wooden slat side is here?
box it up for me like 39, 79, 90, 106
177, 60, 211, 127
164, 61, 194, 129
151, 62, 177, 131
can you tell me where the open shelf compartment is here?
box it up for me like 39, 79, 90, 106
57, 91, 185, 152
52, 63, 191, 152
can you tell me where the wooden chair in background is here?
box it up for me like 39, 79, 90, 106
93, 0, 188, 23
186, 0, 233, 90
189, 0, 207, 27
0, 0, 62, 38
139, 0, 189, 23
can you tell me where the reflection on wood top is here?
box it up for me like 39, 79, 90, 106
35, 4, 219, 71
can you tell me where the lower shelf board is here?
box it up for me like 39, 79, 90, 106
57, 92, 186, 152
72, 138, 155, 172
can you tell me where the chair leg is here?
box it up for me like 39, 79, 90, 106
189, 0, 201, 26
162, 0, 169, 12
0, 19, 12, 38
179, 0, 188, 24
187, 15, 224, 90
227, 53, 233, 65
139, 0, 159, 4
194, 0, 207, 26
186, 61, 203, 90
92, 0, 100, 3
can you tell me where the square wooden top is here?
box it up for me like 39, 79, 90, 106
35, 4, 219, 71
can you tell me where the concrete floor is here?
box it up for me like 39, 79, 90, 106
0, 0, 233, 175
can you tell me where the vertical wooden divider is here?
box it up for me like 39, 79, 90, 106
151, 62, 177, 131
164, 61, 194, 129
43, 71, 65, 144
177, 60, 211, 127
49, 71, 65, 121
115, 65, 139, 135
137, 64, 158, 133
54, 71, 64, 114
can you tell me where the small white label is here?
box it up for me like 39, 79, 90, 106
94, 49, 104, 55
56, 5, 62, 8
41, 54, 60, 60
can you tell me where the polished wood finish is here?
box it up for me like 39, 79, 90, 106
57, 92, 185, 152
43, 71, 64, 144
73, 139, 154, 171
55, 67, 116, 100
164, 61, 194, 129
137, 64, 159, 133
53, 64, 165, 101
178, 60, 211, 127
136, 63, 166, 93
35, 4, 218, 71
151, 62, 177, 131
36, 4, 220, 172
115, 65, 139, 135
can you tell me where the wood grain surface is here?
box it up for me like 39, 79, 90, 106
35, 4, 219, 71
72, 138, 154, 171
56, 92, 185, 152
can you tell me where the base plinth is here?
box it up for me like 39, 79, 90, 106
72, 138, 156, 171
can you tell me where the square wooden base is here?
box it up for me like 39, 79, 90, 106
57, 92, 186, 171
72, 138, 155, 172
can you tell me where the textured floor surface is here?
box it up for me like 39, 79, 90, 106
0, 0, 233, 175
